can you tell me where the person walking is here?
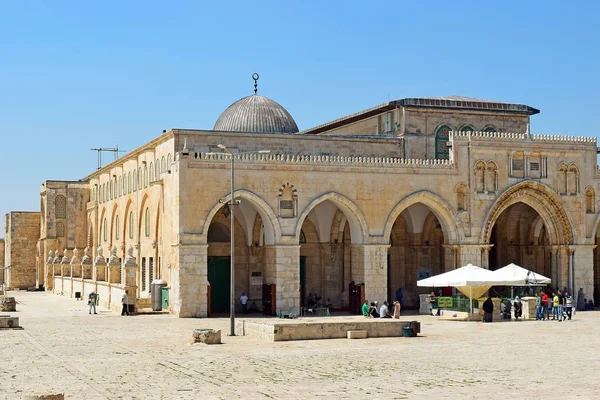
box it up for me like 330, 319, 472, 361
514, 296, 522, 319
541, 291, 549, 320
392, 300, 401, 319
429, 291, 437, 316
552, 292, 560, 321
240, 291, 249, 314
557, 290, 564, 321
121, 291, 130, 316
565, 292, 573, 320
535, 292, 542, 320
88, 292, 97, 315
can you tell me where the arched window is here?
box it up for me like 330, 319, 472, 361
558, 163, 568, 195
133, 170, 137, 192
586, 187, 595, 213
155, 161, 160, 178
435, 124, 452, 160
144, 208, 150, 237
115, 215, 120, 240
483, 125, 497, 133
459, 125, 475, 133
149, 162, 154, 182
162, 156, 166, 173
568, 164, 579, 195
122, 175, 125, 196
485, 162, 498, 193
55, 195, 67, 218
56, 222, 65, 237
138, 167, 142, 190
144, 165, 148, 188
128, 172, 131, 194
103, 218, 108, 242
129, 212, 134, 239
110, 181, 113, 200
474, 161, 486, 193
167, 154, 172, 171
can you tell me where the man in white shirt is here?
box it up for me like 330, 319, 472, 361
379, 301, 390, 318
240, 291, 249, 314
121, 291, 129, 316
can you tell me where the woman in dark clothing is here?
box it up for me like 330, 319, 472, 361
483, 295, 494, 323
514, 296, 522, 319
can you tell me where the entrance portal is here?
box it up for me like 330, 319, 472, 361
208, 257, 230, 313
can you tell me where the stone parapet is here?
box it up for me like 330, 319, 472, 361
451, 131, 596, 144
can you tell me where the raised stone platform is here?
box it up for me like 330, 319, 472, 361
235, 316, 407, 341
0, 314, 20, 329
0, 296, 17, 312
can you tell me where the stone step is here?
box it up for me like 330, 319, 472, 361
347, 330, 368, 339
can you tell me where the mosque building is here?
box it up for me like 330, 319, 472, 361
5, 75, 600, 316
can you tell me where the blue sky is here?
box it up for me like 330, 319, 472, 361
1, 1, 599, 233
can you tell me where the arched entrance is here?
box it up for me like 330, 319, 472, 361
296, 193, 368, 310
387, 203, 450, 308
488, 203, 551, 277
482, 181, 575, 291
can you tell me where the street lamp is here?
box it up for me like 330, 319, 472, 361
207, 145, 270, 336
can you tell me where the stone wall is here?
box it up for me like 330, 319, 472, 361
0, 239, 4, 285
5, 212, 41, 289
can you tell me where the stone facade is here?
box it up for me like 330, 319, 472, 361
5, 91, 599, 317
4, 212, 41, 289
0, 238, 4, 286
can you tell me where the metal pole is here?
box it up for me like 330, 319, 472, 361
230, 154, 236, 336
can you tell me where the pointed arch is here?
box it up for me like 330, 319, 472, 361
434, 123, 453, 160
480, 180, 575, 245
459, 124, 476, 132
201, 189, 280, 245
482, 124, 497, 133
295, 192, 369, 245
585, 186, 596, 214
382, 191, 462, 244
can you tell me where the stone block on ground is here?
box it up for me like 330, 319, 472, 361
0, 315, 20, 329
347, 330, 368, 339
0, 296, 16, 312
190, 329, 221, 344
24, 394, 65, 400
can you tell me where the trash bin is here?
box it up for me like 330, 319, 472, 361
151, 279, 167, 311
402, 326, 415, 337
410, 321, 421, 335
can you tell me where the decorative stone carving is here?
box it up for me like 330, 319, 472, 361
70, 248, 80, 264
61, 248, 69, 264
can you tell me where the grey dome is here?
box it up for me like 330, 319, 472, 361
213, 94, 299, 134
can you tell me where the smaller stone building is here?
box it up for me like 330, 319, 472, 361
0, 238, 5, 285
4, 212, 41, 289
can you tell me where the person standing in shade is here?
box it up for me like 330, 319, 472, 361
395, 287, 404, 308
240, 292, 249, 314
429, 291, 437, 316
535, 292, 542, 320
541, 291, 549, 320
362, 300, 369, 317
121, 290, 130, 316
577, 288, 585, 311
552, 292, 560, 320
482, 295, 494, 323
88, 292, 97, 315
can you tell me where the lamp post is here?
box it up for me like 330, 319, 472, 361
207, 145, 270, 336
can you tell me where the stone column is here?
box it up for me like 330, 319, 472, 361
351, 244, 389, 304
81, 247, 93, 280
480, 245, 493, 269
95, 247, 107, 282
123, 245, 138, 311
171, 243, 208, 317
70, 248, 81, 278
45, 251, 54, 290
550, 246, 559, 288
570, 244, 595, 299
265, 245, 300, 312
442, 245, 458, 272
60, 249, 70, 277
107, 246, 121, 284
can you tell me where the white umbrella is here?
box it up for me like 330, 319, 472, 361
492, 263, 551, 286
417, 263, 501, 314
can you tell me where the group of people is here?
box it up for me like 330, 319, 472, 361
362, 300, 401, 319
305, 293, 332, 310
361, 288, 404, 319
535, 289, 574, 321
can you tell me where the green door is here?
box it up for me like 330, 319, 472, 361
300, 256, 306, 307
208, 257, 231, 313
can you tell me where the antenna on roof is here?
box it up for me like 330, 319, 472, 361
90, 146, 127, 170
252, 73, 259, 94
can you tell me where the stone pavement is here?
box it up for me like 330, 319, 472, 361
1, 292, 599, 399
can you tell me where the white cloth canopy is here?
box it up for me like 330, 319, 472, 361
491, 263, 551, 286
417, 264, 503, 308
